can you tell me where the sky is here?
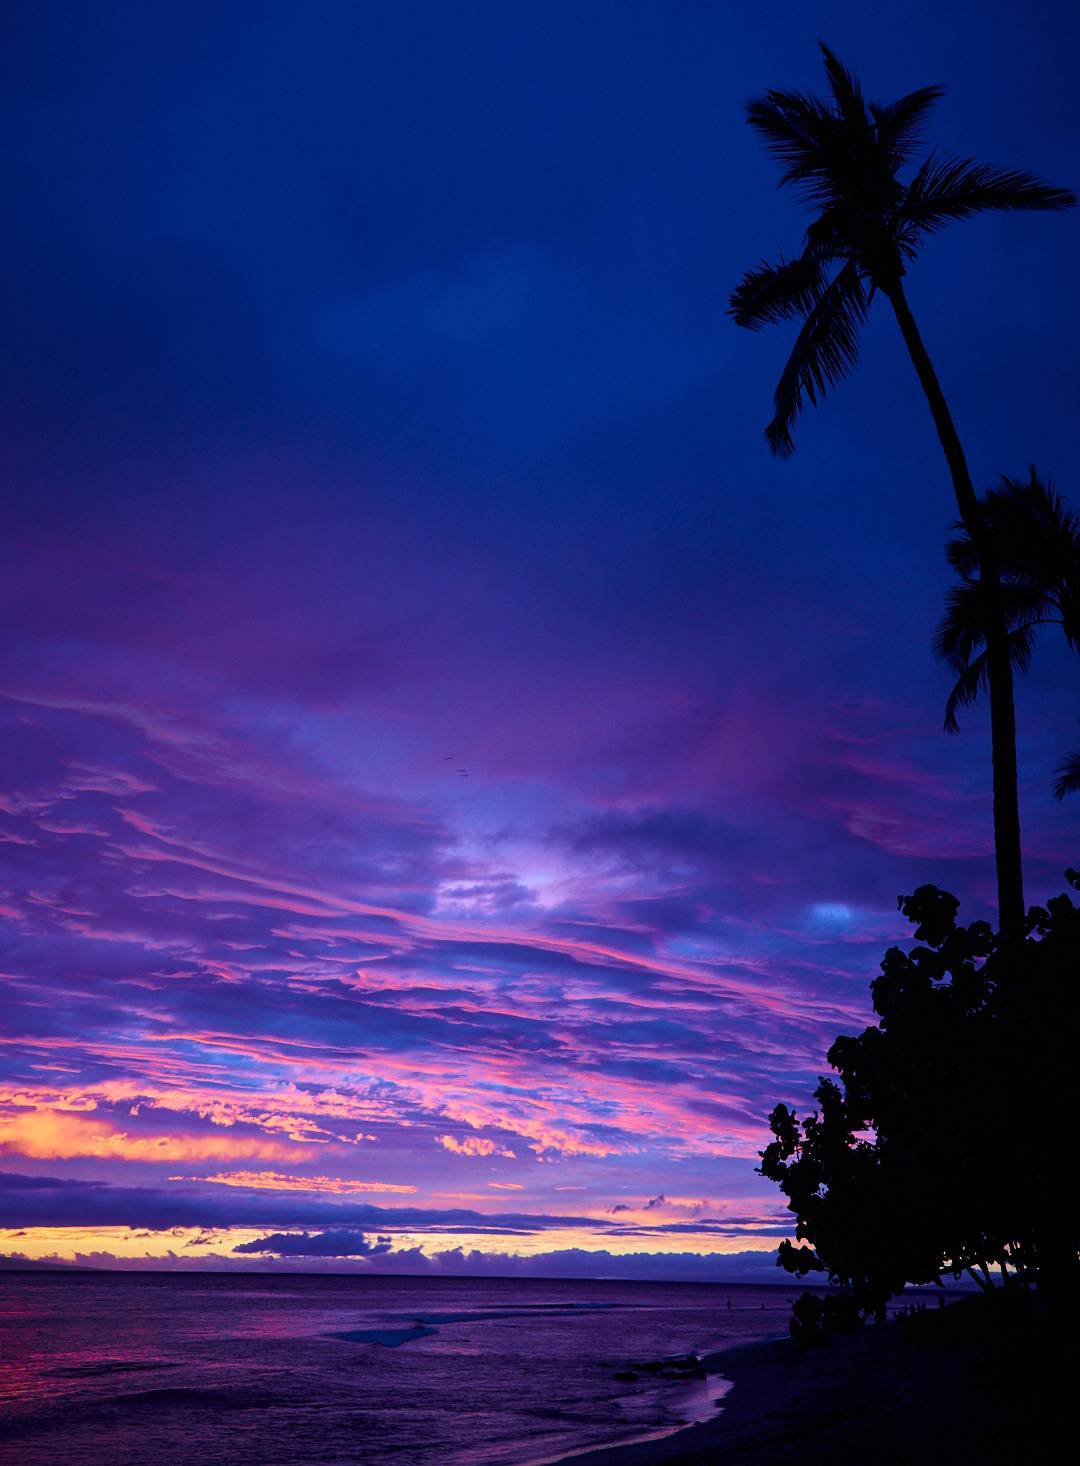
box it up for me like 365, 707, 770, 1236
1, 1, 1078, 1278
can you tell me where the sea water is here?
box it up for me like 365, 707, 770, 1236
0, 1273, 792, 1465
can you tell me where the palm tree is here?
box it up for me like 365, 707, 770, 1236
729, 43, 1075, 933
936, 472, 1080, 808
937, 469, 1080, 740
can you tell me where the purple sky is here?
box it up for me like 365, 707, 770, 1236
2, 1, 1078, 1275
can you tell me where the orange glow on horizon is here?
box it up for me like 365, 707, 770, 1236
0, 1224, 787, 1266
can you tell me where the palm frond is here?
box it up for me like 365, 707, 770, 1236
869, 85, 945, 165
1058, 581, 1080, 652
904, 155, 1077, 233
1008, 621, 1036, 677
934, 580, 987, 667
1053, 753, 1080, 800
818, 42, 864, 125
995, 471, 1080, 649
942, 649, 989, 734
936, 572, 1047, 660
765, 261, 867, 456
735, 47, 1075, 471
801, 209, 858, 261
729, 255, 827, 330
943, 472, 1080, 622
944, 524, 979, 580
940, 625, 1034, 733
985, 470, 1080, 581
745, 90, 833, 187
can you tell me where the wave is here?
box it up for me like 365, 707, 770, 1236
411, 1303, 618, 1325
334, 1300, 622, 1344
2, 1385, 290, 1443
49, 1361, 179, 1379
333, 1324, 438, 1347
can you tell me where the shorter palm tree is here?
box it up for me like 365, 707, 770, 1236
1053, 754, 1080, 800
936, 470, 1080, 799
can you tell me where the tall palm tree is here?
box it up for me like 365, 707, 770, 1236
729, 44, 1075, 933
936, 472, 1080, 806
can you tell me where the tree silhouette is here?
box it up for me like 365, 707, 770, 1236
729, 43, 1075, 933
1054, 754, 1080, 800
760, 873, 1080, 1333
936, 472, 1080, 800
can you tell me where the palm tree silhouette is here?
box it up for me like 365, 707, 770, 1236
1053, 755, 1080, 800
729, 43, 1075, 932
935, 472, 1080, 804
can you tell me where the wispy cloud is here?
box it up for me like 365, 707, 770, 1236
3, 11, 1076, 1271
171, 1171, 417, 1195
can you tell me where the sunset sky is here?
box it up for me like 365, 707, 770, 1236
2, 1, 1078, 1275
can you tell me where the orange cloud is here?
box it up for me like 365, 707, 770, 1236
173, 1170, 416, 1194
0, 1110, 309, 1163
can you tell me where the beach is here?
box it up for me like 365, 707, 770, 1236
1, 1270, 1062, 1466
559, 1296, 1058, 1466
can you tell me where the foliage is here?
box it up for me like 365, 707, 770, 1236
1054, 754, 1080, 801
936, 470, 1080, 735
759, 875, 1080, 1335
729, 44, 1075, 456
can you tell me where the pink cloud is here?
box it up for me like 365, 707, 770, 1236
436, 1135, 516, 1159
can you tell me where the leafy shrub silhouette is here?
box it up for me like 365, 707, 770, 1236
760, 874, 1080, 1338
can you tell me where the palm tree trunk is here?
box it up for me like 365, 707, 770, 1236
884, 280, 1025, 935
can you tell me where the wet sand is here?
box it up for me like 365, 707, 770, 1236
556, 1301, 1059, 1466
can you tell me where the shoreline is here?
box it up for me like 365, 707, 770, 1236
549, 1303, 1054, 1466
544, 1337, 790, 1466
526, 1358, 747, 1466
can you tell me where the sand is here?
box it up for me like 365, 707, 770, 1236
556, 1299, 1061, 1466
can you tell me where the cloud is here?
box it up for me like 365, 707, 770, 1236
233, 1229, 393, 1257
0, 1241, 800, 1284
5, 0, 1079, 1288
0, 1110, 308, 1163
0, 1171, 600, 1233
169, 1171, 417, 1195
436, 1135, 516, 1159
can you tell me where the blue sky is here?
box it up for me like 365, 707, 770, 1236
1, 1, 1077, 1273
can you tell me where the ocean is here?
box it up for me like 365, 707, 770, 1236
0, 1273, 792, 1465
